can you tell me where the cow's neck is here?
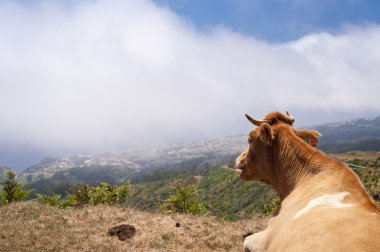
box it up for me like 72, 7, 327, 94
270, 128, 320, 200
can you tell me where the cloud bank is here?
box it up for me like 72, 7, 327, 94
1, 0, 380, 154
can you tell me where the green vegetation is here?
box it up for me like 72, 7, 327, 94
36, 193, 62, 206
127, 167, 278, 220
25, 177, 72, 198
352, 167, 380, 200
198, 167, 278, 220
35, 181, 131, 208
160, 183, 206, 215
0, 169, 31, 205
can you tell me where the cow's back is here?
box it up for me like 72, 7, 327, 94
266, 204, 380, 252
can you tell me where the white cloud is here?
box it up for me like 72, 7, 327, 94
0, 0, 380, 152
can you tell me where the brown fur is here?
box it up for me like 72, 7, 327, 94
236, 112, 380, 252
262, 111, 321, 146
263, 111, 295, 126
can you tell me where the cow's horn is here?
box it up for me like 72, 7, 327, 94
245, 114, 268, 126
286, 111, 295, 124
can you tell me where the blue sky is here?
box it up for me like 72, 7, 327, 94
154, 0, 380, 41
1, 0, 380, 170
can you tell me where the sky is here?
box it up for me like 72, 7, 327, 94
1, 0, 380, 171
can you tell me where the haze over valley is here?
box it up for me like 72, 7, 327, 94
13, 115, 380, 185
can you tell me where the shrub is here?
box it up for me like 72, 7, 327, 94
61, 181, 131, 207
67, 184, 91, 206
0, 169, 31, 204
161, 183, 206, 215
59, 194, 77, 208
36, 193, 62, 206
89, 181, 130, 205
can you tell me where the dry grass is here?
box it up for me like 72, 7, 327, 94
331, 151, 380, 164
0, 202, 267, 251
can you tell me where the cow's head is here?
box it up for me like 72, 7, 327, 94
235, 111, 320, 182
235, 114, 276, 182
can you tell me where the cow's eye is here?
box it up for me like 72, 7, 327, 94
248, 137, 253, 144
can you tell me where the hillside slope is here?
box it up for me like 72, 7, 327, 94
0, 202, 267, 252
128, 167, 278, 220
128, 156, 379, 221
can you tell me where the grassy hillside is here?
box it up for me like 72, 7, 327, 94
0, 202, 268, 252
198, 168, 278, 220
127, 167, 278, 220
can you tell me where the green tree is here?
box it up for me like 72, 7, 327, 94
161, 183, 206, 215
0, 169, 31, 204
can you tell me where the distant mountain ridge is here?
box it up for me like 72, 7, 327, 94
312, 115, 380, 152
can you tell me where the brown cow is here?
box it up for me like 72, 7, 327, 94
235, 111, 380, 252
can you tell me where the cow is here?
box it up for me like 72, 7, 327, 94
235, 111, 380, 252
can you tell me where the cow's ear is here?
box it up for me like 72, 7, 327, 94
294, 129, 321, 147
259, 123, 274, 146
